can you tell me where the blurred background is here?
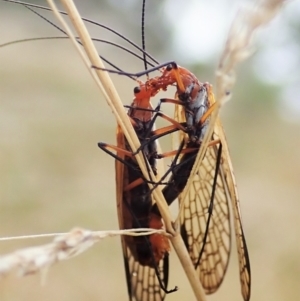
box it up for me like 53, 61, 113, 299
0, 0, 299, 300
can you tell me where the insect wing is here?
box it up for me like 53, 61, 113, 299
172, 89, 231, 293
123, 251, 169, 301
115, 125, 169, 301
213, 119, 251, 301
175, 90, 251, 299
179, 131, 231, 294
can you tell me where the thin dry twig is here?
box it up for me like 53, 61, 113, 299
178, 0, 285, 216
47, 0, 174, 236
0, 228, 169, 279
49, 1, 207, 301
216, 0, 285, 103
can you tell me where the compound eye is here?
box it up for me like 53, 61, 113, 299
134, 86, 141, 94
166, 64, 172, 71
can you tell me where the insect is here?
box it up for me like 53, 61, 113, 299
92, 3, 251, 300
97, 2, 184, 298
98, 65, 207, 301
98, 78, 187, 300
130, 63, 251, 301
97, 49, 251, 301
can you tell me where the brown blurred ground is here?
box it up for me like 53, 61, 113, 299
0, 2, 300, 301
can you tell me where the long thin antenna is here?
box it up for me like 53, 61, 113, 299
0, 36, 157, 69
23, 4, 135, 79
2, 0, 159, 65
141, 0, 148, 75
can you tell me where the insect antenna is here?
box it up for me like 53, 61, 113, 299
21, 4, 135, 79
3, 0, 159, 65
141, 0, 148, 77
0, 35, 157, 73
92, 61, 177, 78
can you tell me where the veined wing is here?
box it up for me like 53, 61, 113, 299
122, 246, 169, 301
213, 119, 251, 301
115, 125, 169, 301
178, 131, 231, 294
175, 89, 251, 299
172, 95, 231, 293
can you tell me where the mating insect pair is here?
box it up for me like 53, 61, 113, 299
94, 1, 250, 299
1, 0, 251, 300
97, 61, 251, 301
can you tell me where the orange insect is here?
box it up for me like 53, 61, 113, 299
130, 63, 251, 301
98, 81, 181, 300
92, 3, 251, 299
98, 72, 207, 301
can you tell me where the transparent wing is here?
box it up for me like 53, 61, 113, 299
213, 120, 251, 301
174, 90, 251, 300
179, 134, 231, 294
121, 242, 168, 301
115, 125, 169, 301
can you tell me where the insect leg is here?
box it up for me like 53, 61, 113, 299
98, 142, 170, 187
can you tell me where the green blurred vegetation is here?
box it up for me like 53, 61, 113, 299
0, 1, 299, 301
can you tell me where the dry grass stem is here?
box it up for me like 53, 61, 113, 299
41, 0, 205, 301
46, 1, 207, 300
0, 228, 168, 279
50, 0, 174, 235
216, 0, 285, 103
178, 0, 285, 220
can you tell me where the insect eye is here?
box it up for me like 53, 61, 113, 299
166, 64, 173, 71
134, 86, 141, 94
